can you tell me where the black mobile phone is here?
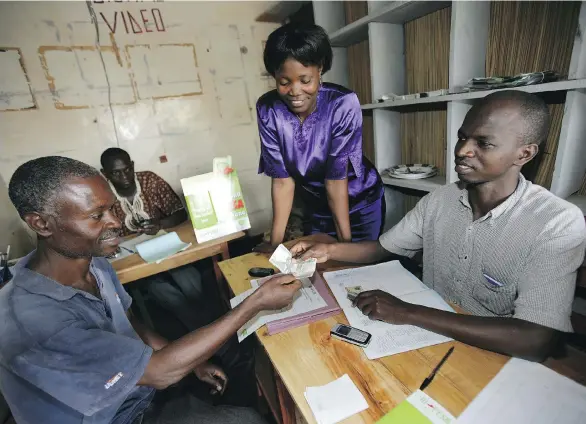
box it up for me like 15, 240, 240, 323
248, 267, 275, 278
330, 324, 371, 347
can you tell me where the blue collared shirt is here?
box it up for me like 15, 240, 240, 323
0, 252, 154, 424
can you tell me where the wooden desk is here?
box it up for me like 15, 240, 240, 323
113, 221, 245, 327
113, 221, 245, 286
219, 235, 509, 424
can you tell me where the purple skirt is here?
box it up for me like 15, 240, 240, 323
305, 195, 386, 242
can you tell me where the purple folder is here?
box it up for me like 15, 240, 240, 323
266, 272, 342, 335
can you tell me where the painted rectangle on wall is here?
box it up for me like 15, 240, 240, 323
39, 46, 135, 109
209, 26, 244, 80
216, 78, 251, 125
0, 48, 36, 111
127, 44, 202, 100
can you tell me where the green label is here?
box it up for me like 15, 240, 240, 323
186, 191, 218, 229
228, 171, 249, 220
377, 401, 432, 424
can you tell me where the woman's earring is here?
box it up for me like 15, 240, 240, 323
319, 75, 323, 86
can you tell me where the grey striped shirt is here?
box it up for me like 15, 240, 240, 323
380, 175, 586, 332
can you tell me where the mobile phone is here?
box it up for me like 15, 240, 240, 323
248, 267, 276, 278
330, 324, 371, 347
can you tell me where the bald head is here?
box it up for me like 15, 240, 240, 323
454, 91, 549, 185
470, 90, 550, 146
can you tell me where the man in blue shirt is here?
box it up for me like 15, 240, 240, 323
0, 156, 301, 424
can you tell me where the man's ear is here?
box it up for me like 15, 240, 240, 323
515, 143, 539, 167
23, 212, 54, 238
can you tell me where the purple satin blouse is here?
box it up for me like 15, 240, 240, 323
257, 83, 383, 221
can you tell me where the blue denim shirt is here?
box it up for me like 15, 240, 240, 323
0, 252, 154, 424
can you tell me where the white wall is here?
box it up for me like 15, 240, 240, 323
0, 1, 278, 256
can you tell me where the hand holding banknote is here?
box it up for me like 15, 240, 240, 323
289, 241, 331, 263
270, 244, 317, 279
252, 274, 302, 311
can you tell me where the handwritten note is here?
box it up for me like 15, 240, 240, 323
323, 261, 454, 359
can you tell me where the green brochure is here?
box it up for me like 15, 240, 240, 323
181, 156, 251, 243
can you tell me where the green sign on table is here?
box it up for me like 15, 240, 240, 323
181, 156, 251, 243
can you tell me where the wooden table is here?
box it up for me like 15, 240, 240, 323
219, 234, 510, 424
113, 221, 245, 286
113, 221, 245, 326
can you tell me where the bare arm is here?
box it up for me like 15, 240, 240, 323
270, 177, 295, 246
325, 179, 352, 242
137, 274, 301, 389
139, 209, 187, 235
128, 311, 169, 351
355, 291, 560, 362
410, 307, 559, 361
291, 239, 391, 264
160, 208, 188, 229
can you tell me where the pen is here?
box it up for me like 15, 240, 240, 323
120, 246, 136, 254
419, 346, 454, 391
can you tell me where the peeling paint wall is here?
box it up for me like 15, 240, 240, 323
0, 1, 278, 257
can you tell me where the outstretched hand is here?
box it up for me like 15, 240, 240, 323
254, 274, 302, 311
353, 290, 412, 325
289, 241, 330, 263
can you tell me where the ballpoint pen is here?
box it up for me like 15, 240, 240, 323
420, 346, 454, 391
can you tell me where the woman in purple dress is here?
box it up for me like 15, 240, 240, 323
257, 23, 385, 247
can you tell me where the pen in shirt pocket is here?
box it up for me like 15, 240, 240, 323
483, 273, 504, 287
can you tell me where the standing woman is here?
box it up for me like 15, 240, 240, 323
257, 23, 385, 248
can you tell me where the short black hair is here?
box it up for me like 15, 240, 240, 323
481, 90, 551, 145
8, 156, 100, 217
263, 23, 333, 77
100, 147, 131, 170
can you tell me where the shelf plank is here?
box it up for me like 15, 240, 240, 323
362, 79, 586, 110
329, 1, 450, 47
255, 1, 308, 23
381, 174, 446, 192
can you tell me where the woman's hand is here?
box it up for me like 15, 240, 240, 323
253, 242, 278, 254
290, 241, 331, 263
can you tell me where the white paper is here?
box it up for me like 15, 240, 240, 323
304, 374, 368, 424
230, 274, 326, 342
135, 232, 191, 264
323, 261, 454, 359
108, 230, 167, 262
404, 390, 455, 423
457, 358, 586, 424
269, 244, 317, 278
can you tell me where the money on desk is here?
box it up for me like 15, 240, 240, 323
345, 286, 363, 302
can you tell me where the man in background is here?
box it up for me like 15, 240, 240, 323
100, 147, 214, 333
100, 148, 256, 407
100, 148, 186, 237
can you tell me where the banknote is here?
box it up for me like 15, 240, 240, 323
269, 244, 317, 279
345, 285, 363, 301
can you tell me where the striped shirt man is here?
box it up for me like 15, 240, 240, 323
380, 174, 586, 332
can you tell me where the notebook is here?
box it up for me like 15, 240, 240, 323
323, 261, 454, 359
265, 272, 341, 335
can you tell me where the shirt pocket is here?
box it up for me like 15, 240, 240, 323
472, 273, 516, 316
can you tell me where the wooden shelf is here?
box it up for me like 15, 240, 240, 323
255, 1, 308, 23
381, 174, 446, 192
567, 194, 586, 216
329, 1, 450, 47
362, 79, 586, 110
